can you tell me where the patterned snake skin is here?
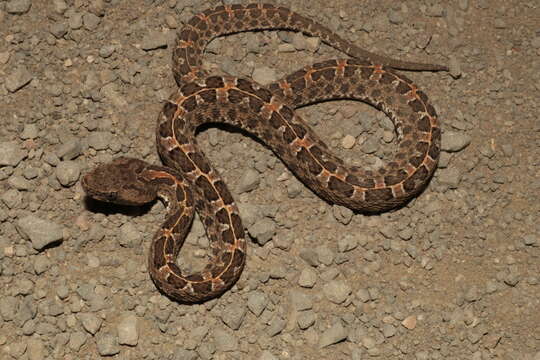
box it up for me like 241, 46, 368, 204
82, 4, 447, 303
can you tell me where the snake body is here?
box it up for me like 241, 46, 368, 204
82, 4, 446, 303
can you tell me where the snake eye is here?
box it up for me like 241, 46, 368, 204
105, 192, 118, 202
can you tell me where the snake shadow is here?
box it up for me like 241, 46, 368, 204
82, 195, 157, 220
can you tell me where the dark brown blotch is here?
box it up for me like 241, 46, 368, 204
219, 251, 232, 267
309, 145, 323, 161
279, 106, 294, 121
248, 96, 264, 113
282, 126, 296, 144
324, 83, 336, 94
213, 180, 234, 205
290, 79, 306, 92
186, 273, 204, 282
215, 208, 229, 224
181, 82, 203, 96
163, 237, 177, 259
227, 89, 244, 104
253, 87, 272, 102
199, 89, 217, 103
219, 251, 244, 283
364, 187, 394, 202
158, 118, 174, 138
152, 236, 167, 268
379, 72, 395, 85
163, 209, 182, 232
417, 90, 429, 103
277, 7, 289, 21
246, 116, 257, 130
345, 174, 375, 188
320, 68, 336, 80
162, 101, 178, 119
182, 96, 197, 112
235, 78, 255, 93
175, 185, 185, 202
226, 107, 237, 121
343, 65, 356, 77
297, 147, 322, 175
311, 71, 322, 82
230, 213, 244, 238
172, 214, 192, 236
323, 160, 338, 172
290, 123, 306, 139
209, 13, 219, 24
396, 81, 410, 94
154, 176, 175, 187
191, 280, 213, 295
355, 84, 366, 94
431, 127, 441, 142
360, 67, 374, 79
340, 82, 350, 94
249, 7, 261, 17
328, 176, 354, 197
195, 176, 219, 201
166, 272, 187, 288
269, 111, 283, 129
428, 141, 440, 160
408, 154, 424, 168
286, 69, 307, 83
426, 104, 437, 117
370, 89, 381, 99
174, 129, 190, 145
402, 125, 413, 136
417, 116, 431, 132
416, 141, 429, 155
290, 12, 304, 25
403, 165, 429, 191
205, 76, 225, 88
230, 249, 245, 269
384, 170, 408, 186
170, 148, 195, 172
178, 29, 194, 43
221, 228, 235, 244
210, 261, 226, 278
399, 139, 412, 150
408, 99, 424, 113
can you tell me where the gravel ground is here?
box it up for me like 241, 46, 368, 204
1, 0, 539, 359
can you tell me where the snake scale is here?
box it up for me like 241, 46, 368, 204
82, 3, 447, 303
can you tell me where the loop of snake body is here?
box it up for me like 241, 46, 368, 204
82, 3, 447, 303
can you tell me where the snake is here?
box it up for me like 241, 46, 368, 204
81, 3, 447, 303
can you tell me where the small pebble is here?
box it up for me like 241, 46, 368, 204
6, 0, 32, 14
441, 131, 471, 152
16, 216, 64, 250
319, 322, 348, 348
402, 315, 417, 329
323, 280, 351, 304
252, 66, 278, 85
341, 135, 356, 149
117, 314, 139, 346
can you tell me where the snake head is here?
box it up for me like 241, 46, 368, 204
81, 157, 157, 206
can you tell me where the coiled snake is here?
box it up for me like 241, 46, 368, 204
82, 4, 447, 303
